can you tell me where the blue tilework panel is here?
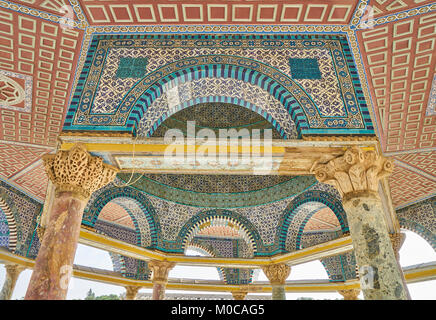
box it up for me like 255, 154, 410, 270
289, 58, 322, 80
116, 57, 148, 79
64, 34, 375, 136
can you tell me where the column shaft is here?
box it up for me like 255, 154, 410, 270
25, 192, 86, 300
24, 143, 118, 300
0, 264, 25, 300
343, 193, 410, 300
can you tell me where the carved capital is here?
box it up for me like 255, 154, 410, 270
311, 146, 393, 199
389, 232, 406, 260
42, 143, 119, 200
4, 264, 26, 280
338, 289, 360, 300
232, 291, 248, 300
262, 263, 290, 285
125, 286, 141, 300
148, 260, 176, 284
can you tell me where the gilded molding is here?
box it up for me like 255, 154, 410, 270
42, 143, 119, 200
231, 291, 248, 300
311, 146, 394, 199
262, 263, 291, 285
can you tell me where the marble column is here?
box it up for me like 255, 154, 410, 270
338, 289, 360, 300
232, 291, 248, 300
312, 146, 410, 300
148, 260, 175, 300
125, 286, 141, 300
25, 143, 118, 300
262, 263, 290, 300
0, 264, 25, 300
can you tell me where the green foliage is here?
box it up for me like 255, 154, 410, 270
84, 289, 120, 300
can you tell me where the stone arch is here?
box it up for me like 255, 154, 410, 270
398, 218, 436, 251
84, 186, 160, 249
176, 209, 263, 256
122, 56, 311, 137
276, 190, 349, 252
0, 194, 21, 253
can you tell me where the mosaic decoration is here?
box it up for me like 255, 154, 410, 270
0, 207, 10, 249
117, 173, 317, 208
0, 70, 32, 112
0, 180, 41, 257
83, 186, 160, 249
136, 78, 298, 139
396, 196, 436, 250
64, 34, 374, 136
426, 73, 436, 116
116, 57, 148, 79
150, 102, 282, 139
289, 58, 322, 80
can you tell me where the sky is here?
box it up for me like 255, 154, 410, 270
1, 230, 435, 300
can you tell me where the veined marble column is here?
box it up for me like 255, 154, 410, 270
262, 263, 290, 300
0, 264, 25, 300
312, 147, 410, 300
25, 143, 118, 300
232, 291, 248, 300
338, 289, 360, 300
148, 260, 175, 300
125, 286, 141, 300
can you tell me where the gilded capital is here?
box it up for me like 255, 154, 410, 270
311, 146, 393, 199
338, 289, 360, 300
148, 260, 176, 284
4, 264, 26, 279
42, 143, 119, 199
125, 286, 141, 300
262, 263, 290, 285
232, 291, 248, 300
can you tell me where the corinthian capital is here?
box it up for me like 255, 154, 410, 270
311, 146, 393, 199
42, 143, 119, 199
262, 263, 290, 285
148, 260, 176, 284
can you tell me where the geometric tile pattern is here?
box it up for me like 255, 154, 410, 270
78, 1, 358, 26
0, 8, 84, 146
304, 207, 341, 232
12, 161, 48, 201
371, 0, 435, 17
98, 201, 135, 229
394, 151, 436, 178
10, 0, 79, 20
389, 165, 436, 208
65, 34, 373, 136
0, 143, 48, 178
357, 11, 436, 152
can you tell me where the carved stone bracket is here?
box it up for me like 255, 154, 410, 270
42, 143, 119, 200
311, 146, 393, 201
148, 260, 176, 284
262, 263, 291, 285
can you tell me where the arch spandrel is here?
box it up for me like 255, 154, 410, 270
64, 34, 374, 137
